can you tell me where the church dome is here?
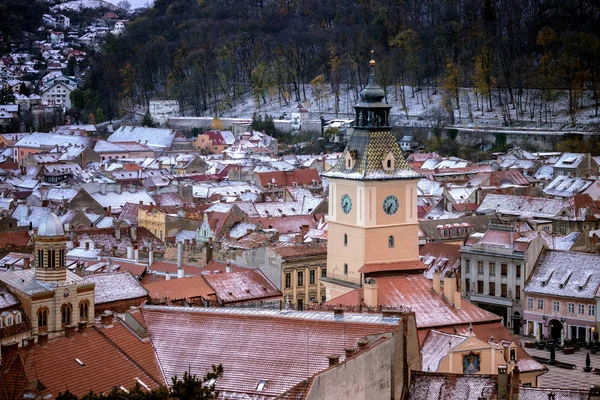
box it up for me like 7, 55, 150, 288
37, 212, 65, 237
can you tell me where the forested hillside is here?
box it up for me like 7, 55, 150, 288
78, 0, 600, 125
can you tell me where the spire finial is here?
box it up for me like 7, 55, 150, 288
369, 50, 375, 67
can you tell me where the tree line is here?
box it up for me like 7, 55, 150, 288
75, 0, 600, 126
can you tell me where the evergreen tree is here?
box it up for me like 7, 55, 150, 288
141, 111, 157, 127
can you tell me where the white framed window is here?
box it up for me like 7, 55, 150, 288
477, 261, 484, 275
579, 304, 585, 314
537, 299, 544, 310
568, 303, 574, 314
589, 305, 596, 316
489, 262, 496, 276
553, 301, 560, 312
527, 297, 533, 309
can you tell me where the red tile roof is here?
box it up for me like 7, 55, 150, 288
359, 260, 427, 274
251, 214, 319, 234
142, 306, 401, 397
7, 323, 162, 398
144, 275, 217, 302
272, 243, 327, 259
0, 231, 31, 248
256, 169, 321, 188
203, 269, 281, 304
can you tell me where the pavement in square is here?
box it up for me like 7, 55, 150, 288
521, 340, 600, 389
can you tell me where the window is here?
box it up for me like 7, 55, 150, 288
344, 233, 347, 246
387, 159, 392, 168
61, 303, 72, 326
59, 249, 64, 268
388, 236, 395, 248
15, 313, 21, 324
49, 250, 56, 268
465, 278, 470, 293
501, 263, 508, 276
6, 316, 12, 326
477, 261, 484, 275
37, 308, 48, 332
256, 379, 269, 391
553, 301, 560, 312
309, 270, 315, 285
589, 305, 596, 316
344, 263, 348, 275
297, 271, 303, 286
37, 249, 44, 268
516, 265, 521, 279
321, 268, 326, 278
527, 298, 534, 309
79, 301, 89, 320
321, 295, 326, 303
489, 282, 495, 296
501, 284, 507, 298
537, 299, 544, 309
477, 281, 484, 293
489, 262, 496, 276
568, 303, 575, 314
579, 304, 585, 314
285, 273, 291, 288
465, 259, 470, 274
515, 285, 520, 300
510, 348, 516, 361
297, 299, 303, 311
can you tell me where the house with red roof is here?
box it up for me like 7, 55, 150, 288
193, 130, 235, 154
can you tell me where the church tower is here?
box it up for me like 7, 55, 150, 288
35, 212, 67, 282
322, 55, 422, 300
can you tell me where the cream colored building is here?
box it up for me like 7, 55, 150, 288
138, 205, 167, 241
321, 58, 422, 301
0, 213, 95, 339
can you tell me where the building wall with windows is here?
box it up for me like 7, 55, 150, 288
460, 225, 545, 331
280, 253, 327, 311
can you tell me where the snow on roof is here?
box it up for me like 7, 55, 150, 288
554, 153, 585, 169
108, 126, 176, 149
477, 194, 564, 219
12, 205, 51, 228
543, 175, 594, 198
421, 330, 467, 372
533, 164, 555, 180
88, 189, 154, 213
15, 132, 91, 149
228, 222, 257, 239
524, 250, 600, 299
85, 272, 148, 304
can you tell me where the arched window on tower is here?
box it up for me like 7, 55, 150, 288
37, 308, 48, 333
49, 250, 56, 268
61, 304, 72, 326
59, 249, 65, 268
37, 249, 44, 268
344, 233, 348, 246
388, 236, 395, 248
79, 300, 89, 321
387, 159, 391, 168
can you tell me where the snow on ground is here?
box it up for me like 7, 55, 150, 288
205, 83, 600, 131
50, 0, 117, 12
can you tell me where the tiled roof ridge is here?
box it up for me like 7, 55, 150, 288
92, 324, 165, 387
142, 305, 402, 326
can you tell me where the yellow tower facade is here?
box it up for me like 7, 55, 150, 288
322, 57, 422, 301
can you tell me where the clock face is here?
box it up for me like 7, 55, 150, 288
383, 195, 399, 215
341, 194, 352, 214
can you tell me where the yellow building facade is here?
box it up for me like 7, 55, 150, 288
138, 205, 167, 241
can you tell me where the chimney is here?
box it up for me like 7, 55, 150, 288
37, 333, 48, 346
363, 278, 378, 307
65, 324, 76, 338
177, 242, 183, 268
1, 342, 19, 362
165, 273, 171, 281
106, 259, 113, 273
327, 354, 340, 366
432, 269, 441, 294
23, 258, 30, 270
77, 321, 87, 332
345, 347, 356, 359
130, 225, 137, 241
509, 365, 520, 398
226, 261, 231, 273
148, 249, 154, 266
357, 339, 368, 350
443, 271, 458, 307
115, 226, 121, 240
100, 311, 113, 327
333, 308, 344, 319
100, 183, 106, 195
294, 234, 304, 244
133, 248, 139, 262
497, 365, 508, 399
126, 246, 133, 259
178, 209, 185, 217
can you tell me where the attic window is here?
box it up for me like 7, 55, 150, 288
75, 358, 85, 367
207, 378, 217, 386
135, 378, 151, 391
382, 152, 395, 171
256, 379, 269, 391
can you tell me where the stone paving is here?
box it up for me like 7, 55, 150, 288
522, 340, 600, 389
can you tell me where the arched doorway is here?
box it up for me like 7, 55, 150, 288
549, 319, 563, 341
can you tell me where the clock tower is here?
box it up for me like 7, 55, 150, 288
322, 55, 423, 300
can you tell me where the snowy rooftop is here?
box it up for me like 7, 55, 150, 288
108, 126, 176, 149
524, 250, 600, 299
15, 132, 91, 149
543, 175, 595, 198
85, 272, 148, 304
